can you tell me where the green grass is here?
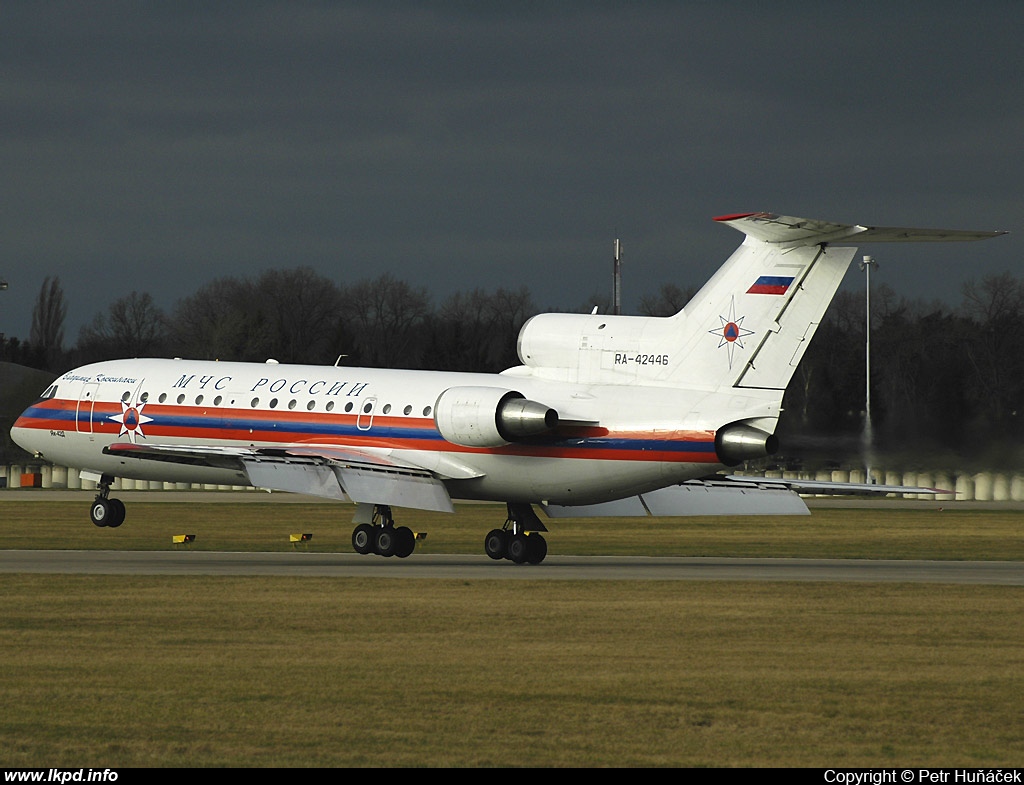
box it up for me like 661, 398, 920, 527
0, 575, 1021, 767
1, 497, 1022, 561
1, 498, 1023, 766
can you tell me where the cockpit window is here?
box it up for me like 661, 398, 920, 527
39, 385, 58, 399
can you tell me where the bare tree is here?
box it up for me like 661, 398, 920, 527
638, 283, 695, 316
78, 291, 166, 360
960, 272, 1024, 431
169, 276, 263, 360
430, 286, 536, 371
29, 276, 67, 370
251, 268, 343, 364
341, 273, 431, 367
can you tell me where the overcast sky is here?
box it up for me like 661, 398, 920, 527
1, 1, 1020, 344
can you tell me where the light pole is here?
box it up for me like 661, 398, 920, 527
0, 278, 7, 348
859, 255, 877, 483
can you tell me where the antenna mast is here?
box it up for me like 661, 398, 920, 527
613, 239, 622, 315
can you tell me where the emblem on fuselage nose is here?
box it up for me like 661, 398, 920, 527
108, 399, 153, 443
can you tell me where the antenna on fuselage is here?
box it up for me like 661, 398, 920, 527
612, 238, 622, 315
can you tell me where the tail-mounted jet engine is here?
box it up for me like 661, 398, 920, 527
714, 422, 780, 466
435, 386, 558, 448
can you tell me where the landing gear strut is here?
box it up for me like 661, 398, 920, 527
89, 475, 126, 528
351, 504, 416, 558
484, 503, 548, 564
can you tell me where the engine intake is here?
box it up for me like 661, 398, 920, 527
435, 386, 558, 448
715, 423, 779, 466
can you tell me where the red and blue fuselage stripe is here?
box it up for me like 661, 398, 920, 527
15, 399, 720, 463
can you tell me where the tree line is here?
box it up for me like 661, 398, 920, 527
3, 268, 1023, 468
1, 270, 692, 373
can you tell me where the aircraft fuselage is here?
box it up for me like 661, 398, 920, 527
12, 357, 766, 505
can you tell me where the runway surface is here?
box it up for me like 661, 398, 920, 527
1, 549, 1022, 584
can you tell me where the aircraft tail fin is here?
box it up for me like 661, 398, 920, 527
667, 212, 1005, 392
514, 213, 1003, 391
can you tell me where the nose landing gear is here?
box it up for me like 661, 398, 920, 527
89, 476, 126, 528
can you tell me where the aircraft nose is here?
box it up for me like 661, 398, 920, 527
11, 407, 48, 457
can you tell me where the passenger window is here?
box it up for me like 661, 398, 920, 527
158, 393, 167, 403
195, 395, 204, 405
288, 400, 297, 410
122, 391, 131, 403
177, 394, 185, 404
214, 396, 222, 406
306, 401, 316, 411
140, 392, 149, 403
269, 398, 278, 409
251, 398, 259, 407
403, 405, 412, 415
326, 401, 335, 412
344, 402, 353, 413
382, 404, 392, 414
423, 406, 432, 417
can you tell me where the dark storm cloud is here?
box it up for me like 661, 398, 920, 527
0, 2, 1020, 342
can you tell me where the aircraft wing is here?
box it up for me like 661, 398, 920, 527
541, 474, 948, 519
725, 475, 949, 496
103, 441, 457, 512
542, 478, 810, 517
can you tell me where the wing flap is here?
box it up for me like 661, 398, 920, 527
331, 465, 454, 512
242, 460, 348, 500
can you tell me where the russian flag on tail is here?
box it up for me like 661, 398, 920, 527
747, 275, 794, 295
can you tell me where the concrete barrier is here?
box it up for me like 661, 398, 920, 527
955, 474, 974, 500
992, 474, 1010, 501
915, 472, 933, 501
1012, 475, 1024, 502
932, 473, 955, 502
974, 472, 993, 501
2, 462, 1023, 505
50, 464, 68, 489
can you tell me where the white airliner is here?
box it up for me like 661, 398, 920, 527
10, 213, 1005, 563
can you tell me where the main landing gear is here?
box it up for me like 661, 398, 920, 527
349, 502, 549, 564
484, 503, 548, 564
351, 505, 417, 558
89, 476, 126, 528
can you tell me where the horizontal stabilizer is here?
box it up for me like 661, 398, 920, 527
714, 212, 1006, 247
